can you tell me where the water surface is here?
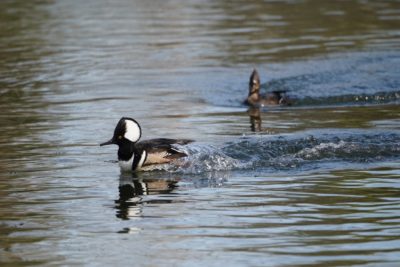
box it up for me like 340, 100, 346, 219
1, 0, 400, 266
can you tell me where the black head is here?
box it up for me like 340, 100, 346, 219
100, 117, 142, 147
249, 69, 260, 95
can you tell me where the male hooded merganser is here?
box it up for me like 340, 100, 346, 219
100, 117, 193, 172
244, 69, 291, 107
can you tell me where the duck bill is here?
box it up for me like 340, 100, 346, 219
100, 138, 115, 146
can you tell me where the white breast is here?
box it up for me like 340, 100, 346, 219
118, 151, 147, 172
118, 154, 134, 172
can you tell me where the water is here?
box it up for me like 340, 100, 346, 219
1, 0, 400, 266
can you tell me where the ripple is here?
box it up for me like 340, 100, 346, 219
139, 130, 400, 174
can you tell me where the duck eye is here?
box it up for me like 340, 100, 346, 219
118, 135, 122, 139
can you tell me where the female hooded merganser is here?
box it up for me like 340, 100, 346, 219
245, 69, 291, 107
100, 117, 193, 172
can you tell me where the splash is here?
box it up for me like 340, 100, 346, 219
213, 51, 400, 108
160, 130, 400, 174
171, 144, 249, 174
290, 91, 400, 106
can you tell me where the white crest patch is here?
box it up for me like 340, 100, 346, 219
124, 120, 141, 143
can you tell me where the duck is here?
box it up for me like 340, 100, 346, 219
244, 69, 291, 107
100, 117, 193, 172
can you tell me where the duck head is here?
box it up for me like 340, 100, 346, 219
100, 117, 142, 146
248, 69, 260, 96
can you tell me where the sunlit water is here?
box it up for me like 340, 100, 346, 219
1, 0, 400, 266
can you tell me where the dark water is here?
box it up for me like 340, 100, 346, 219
1, 0, 400, 266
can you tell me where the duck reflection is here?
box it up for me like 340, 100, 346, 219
115, 173, 179, 220
248, 106, 262, 132
115, 171, 230, 221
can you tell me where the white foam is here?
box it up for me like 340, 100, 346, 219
296, 141, 347, 159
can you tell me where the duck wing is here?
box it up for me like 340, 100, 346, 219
136, 138, 193, 165
137, 138, 193, 149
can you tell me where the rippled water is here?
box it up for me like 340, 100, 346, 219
1, 0, 400, 266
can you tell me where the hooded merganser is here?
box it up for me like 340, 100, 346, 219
244, 69, 291, 107
100, 117, 193, 172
